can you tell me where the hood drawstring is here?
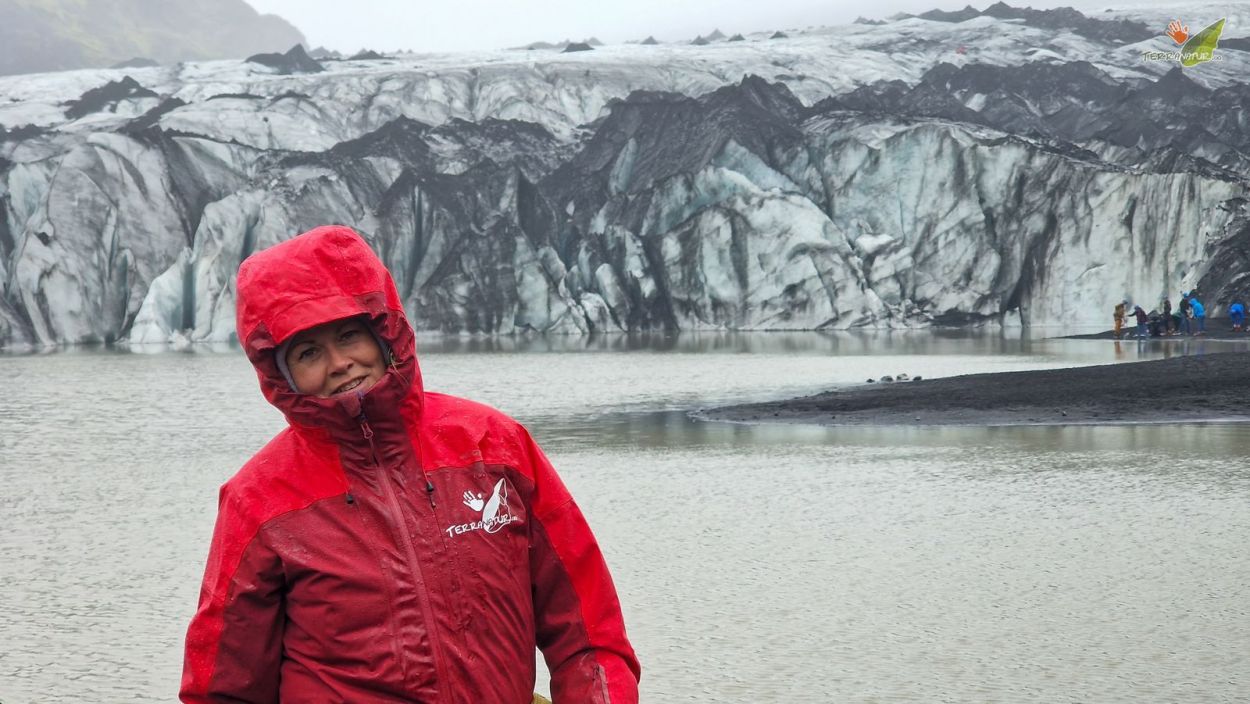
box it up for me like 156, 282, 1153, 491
388, 350, 412, 390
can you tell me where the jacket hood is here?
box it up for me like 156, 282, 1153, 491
235, 225, 424, 434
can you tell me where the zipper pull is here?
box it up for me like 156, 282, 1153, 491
357, 413, 381, 468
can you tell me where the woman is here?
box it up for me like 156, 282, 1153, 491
181, 225, 640, 703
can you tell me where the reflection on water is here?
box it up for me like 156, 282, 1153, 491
1, 332, 1248, 703
549, 408, 1250, 459
415, 328, 1250, 359
20, 325, 1241, 360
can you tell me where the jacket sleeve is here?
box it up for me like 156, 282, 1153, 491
181, 485, 286, 703
523, 427, 641, 704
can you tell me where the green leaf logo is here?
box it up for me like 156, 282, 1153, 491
1180, 18, 1224, 67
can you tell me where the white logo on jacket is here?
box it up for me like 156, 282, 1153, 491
446, 478, 517, 538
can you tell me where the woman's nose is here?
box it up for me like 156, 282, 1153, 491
325, 347, 353, 371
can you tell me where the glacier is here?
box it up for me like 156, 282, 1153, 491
0, 2, 1248, 346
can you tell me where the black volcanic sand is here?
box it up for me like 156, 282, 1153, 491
700, 351, 1250, 427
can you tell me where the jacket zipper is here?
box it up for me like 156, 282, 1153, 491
359, 414, 451, 703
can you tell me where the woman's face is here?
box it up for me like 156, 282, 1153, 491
284, 317, 386, 397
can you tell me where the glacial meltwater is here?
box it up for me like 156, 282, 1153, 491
1, 331, 1247, 702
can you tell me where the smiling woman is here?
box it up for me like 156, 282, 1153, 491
278, 317, 386, 397
180, 225, 640, 703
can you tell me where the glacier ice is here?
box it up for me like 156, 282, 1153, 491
0, 2, 1248, 346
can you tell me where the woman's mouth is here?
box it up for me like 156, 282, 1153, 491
334, 377, 366, 394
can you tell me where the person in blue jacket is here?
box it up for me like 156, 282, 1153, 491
1190, 294, 1207, 335
1230, 300, 1246, 332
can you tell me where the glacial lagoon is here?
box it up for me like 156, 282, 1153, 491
1, 330, 1247, 702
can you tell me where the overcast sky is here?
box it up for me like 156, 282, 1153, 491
242, 0, 1177, 54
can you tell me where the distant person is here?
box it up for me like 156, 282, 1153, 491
1230, 300, 1246, 332
1191, 294, 1207, 335
1132, 304, 1148, 338
1113, 300, 1127, 339
1148, 309, 1163, 337
1162, 298, 1174, 335
1179, 292, 1193, 335
180, 226, 640, 704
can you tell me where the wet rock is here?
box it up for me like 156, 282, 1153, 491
246, 44, 324, 74
562, 42, 594, 53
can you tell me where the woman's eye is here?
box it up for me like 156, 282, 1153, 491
340, 329, 359, 342
298, 347, 317, 361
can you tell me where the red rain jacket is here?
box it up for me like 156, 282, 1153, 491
181, 226, 640, 703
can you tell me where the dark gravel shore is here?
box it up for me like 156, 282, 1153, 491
699, 351, 1250, 427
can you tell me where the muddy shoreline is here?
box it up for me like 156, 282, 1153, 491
699, 351, 1250, 427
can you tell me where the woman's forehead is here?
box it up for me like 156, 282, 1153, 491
289, 316, 366, 344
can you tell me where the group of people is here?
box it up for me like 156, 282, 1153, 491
1112, 290, 1241, 339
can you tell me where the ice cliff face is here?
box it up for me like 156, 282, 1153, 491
0, 3, 1248, 346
